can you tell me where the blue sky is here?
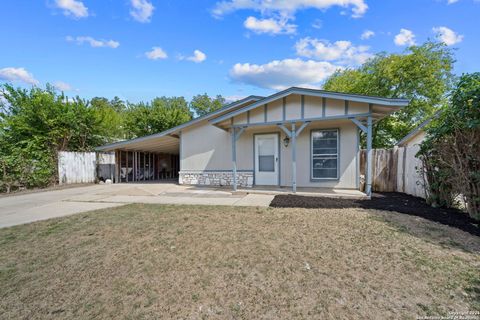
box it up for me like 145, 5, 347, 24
0, 0, 478, 102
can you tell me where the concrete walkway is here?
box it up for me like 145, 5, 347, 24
0, 183, 274, 228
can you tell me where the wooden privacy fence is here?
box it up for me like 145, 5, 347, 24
360, 145, 426, 198
58, 151, 115, 185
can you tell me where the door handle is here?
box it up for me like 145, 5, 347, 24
276, 157, 278, 162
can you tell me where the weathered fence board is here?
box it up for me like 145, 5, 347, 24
360, 146, 426, 198
58, 152, 96, 184
97, 152, 115, 182
396, 145, 425, 198
58, 151, 115, 185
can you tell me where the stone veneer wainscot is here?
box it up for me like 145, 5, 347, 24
179, 171, 253, 188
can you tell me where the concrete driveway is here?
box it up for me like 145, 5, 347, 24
0, 183, 274, 228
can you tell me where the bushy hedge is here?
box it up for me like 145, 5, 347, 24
419, 73, 480, 220
0, 85, 107, 192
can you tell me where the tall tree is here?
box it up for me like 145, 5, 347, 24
90, 96, 126, 141
123, 96, 192, 138
323, 41, 455, 148
190, 94, 225, 117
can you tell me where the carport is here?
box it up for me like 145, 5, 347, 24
96, 134, 179, 183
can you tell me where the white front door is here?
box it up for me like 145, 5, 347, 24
254, 134, 279, 185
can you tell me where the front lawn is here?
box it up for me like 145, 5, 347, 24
1, 204, 479, 319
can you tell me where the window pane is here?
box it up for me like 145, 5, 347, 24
312, 168, 337, 178
259, 155, 275, 172
313, 158, 337, 169
312, 130, 337, 140
313, 138, 337, 149
258, 137, 275, 156
313, 147, 337, 155
311, 129, 338, 179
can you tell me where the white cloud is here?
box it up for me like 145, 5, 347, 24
54, 0, 89, 18
394, 28, 416, 46
130, 0, 155, 23
0, 67, 39, 85
185, 50, 207, 63
145, 47, 168, 60
311, 19, 322, 29
295, 38, 372, 65
225, 95, 247, 102
66, 36, 120, 48
244, 16, 296, 35
432, 26, 464, 46
53, 81, 72, 91
230, 58, 341, 90
447, 0, 459, 4
360, 30, 375, 40
213, 0, 368, 18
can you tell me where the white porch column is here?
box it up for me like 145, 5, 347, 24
291, 123, 297, 193
231, 127, 245, 191
279, 122, 309, 194
366, 115, 373, 196
231, 128, 237, 191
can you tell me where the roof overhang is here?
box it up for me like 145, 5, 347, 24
96, 134, 180, 153
96, 95, 264, 152
209, 87, 409, 126
396, 111, 439, 146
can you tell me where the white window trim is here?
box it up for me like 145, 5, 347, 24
311, 128, 339, 180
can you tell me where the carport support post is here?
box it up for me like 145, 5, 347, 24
366, 115, 373, 197
291, 123, 297, 193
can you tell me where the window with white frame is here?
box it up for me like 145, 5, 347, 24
311, 129, 339, 179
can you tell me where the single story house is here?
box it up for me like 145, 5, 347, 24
97, 87, 409, 196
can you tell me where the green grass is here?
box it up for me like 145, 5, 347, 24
0, 204, 479, 319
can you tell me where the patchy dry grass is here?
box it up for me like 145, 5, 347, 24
0, 204, 479, 319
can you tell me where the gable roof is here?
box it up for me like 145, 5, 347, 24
209, 87, 410, 125
396, 111, 440, 147
96, 95, 263, 151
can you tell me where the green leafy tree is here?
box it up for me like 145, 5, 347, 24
323, 41, 455, 148
123, 96, 192, 138
90, 96, 126, 141
0, 84, 107, 191
190, 93, 225, 117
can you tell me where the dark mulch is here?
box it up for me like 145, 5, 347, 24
270, 192, 480, 237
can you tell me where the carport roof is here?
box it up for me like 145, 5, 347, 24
95, 95, 264, 153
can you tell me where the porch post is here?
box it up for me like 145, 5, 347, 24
231, 128, 238, 191
126, 151, 129, 182
119, 151, 122, 183
366, 115, 373, 196
133, 152, 137, 181
291, 123, 297, 193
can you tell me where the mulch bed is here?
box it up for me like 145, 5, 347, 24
270, 192, 480, 236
